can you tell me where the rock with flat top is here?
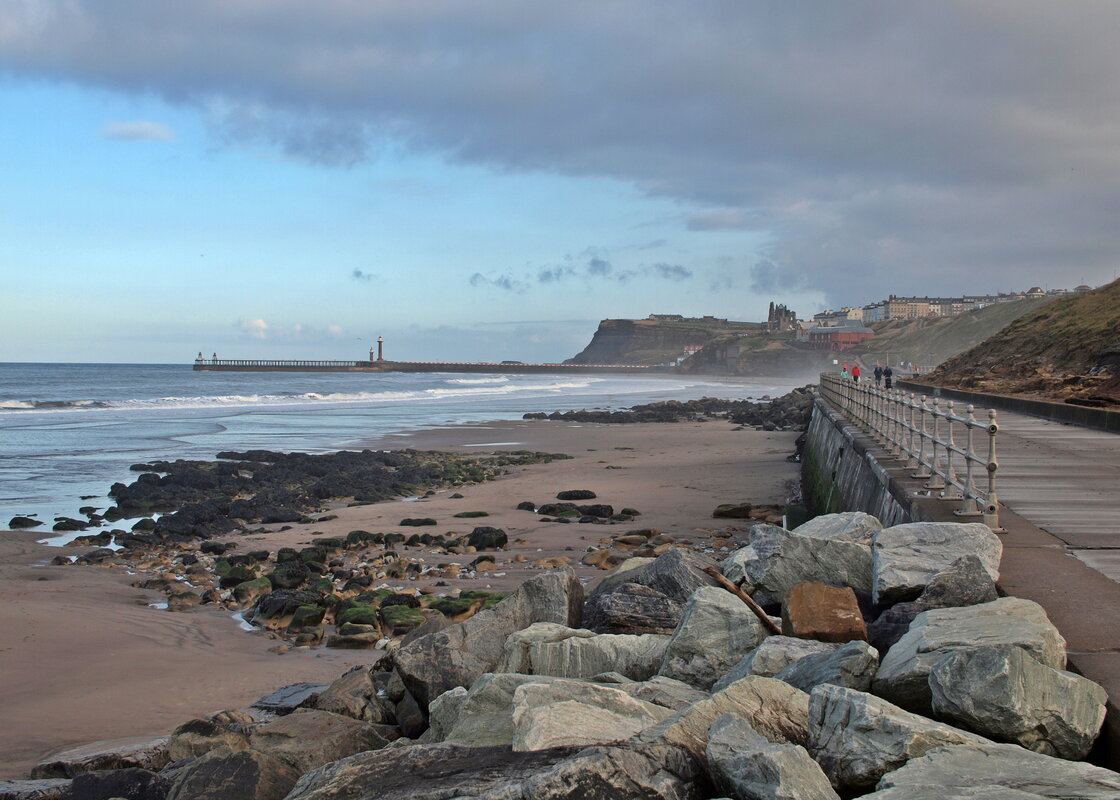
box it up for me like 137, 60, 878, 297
30, 736, 169, 779
499, 622, 670, 681
393, 569, 583, 707
619, 675, 710, 711
250, 682, 328, 715
58, 769, 167, 800
511, 681, 674, 751
658, 586, 769, 689
775, 640, 879, 693
706, 714, 839, 800
871, 522, 1001, 605
0, 779, 70, 800
929, 644, 1107, 760
873, 742, 1120, 798
793, 512, 882, 545
249, 709, 396, 774
808, 684, 988, 791
165, 747, 301, 800
872, 597, 1066, 714
592, 583, 683, 634
311, 666, 394, 724
781, 582, 867, 643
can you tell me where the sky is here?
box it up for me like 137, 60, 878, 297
2, 2, 1119, 363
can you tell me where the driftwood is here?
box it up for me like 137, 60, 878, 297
703, 566, 782, 635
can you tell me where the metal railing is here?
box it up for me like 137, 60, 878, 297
818, 373, 1001, 530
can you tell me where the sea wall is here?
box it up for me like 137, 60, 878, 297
801, 395, 941, 525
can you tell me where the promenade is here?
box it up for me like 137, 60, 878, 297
828, 382, 1120, 764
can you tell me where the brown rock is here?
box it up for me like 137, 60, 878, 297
781, 583, 868, 643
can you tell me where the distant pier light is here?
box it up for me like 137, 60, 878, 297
377, 336, 385, 361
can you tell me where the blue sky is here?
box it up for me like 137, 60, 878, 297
2, 2, 1118, 363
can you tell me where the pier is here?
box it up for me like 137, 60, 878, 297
192, 356, 670, 375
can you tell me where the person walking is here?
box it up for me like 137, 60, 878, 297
884, 364, 893, 389
852, 364, 862, 383
874, 364, 883, 386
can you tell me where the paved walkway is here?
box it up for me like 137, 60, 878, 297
842, 389, 1120, 766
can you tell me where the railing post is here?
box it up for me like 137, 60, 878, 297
925, 398, 946, 489
943, 400, 960, 497
912, 396, 931, 478
955, 404, 981, 517
984, 409, 1002, 530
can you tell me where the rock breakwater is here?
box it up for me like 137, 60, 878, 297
7, 511, 1115, 800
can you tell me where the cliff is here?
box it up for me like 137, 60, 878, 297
918, 279, 1120, 405
565, 318, 764, 365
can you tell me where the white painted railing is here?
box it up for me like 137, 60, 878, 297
818, 373, 1002, 530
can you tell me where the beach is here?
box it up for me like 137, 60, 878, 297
0, 417, 800, 779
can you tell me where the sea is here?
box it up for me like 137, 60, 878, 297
0, 363, 802, 537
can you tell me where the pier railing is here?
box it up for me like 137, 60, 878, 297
818, 373, 1001, 530
197, 359, 361, 367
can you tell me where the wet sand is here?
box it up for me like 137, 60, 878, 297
0, 418, 800, 778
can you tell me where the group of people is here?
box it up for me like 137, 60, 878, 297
840, 361, 893, 389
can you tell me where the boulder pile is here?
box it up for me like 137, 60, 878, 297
6, 512, 1116, 800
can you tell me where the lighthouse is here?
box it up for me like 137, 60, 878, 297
377, 336, 385, 361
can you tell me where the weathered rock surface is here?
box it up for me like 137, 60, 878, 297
861, 553, 1002, 670
248, 709, 396, 774
165, 746, 301, 800
511, 680, 674, 751
871, 522, 1001, 605
499, 622, 670, 681
58, 768, 168, 800
310, 666, 394, 724
29, 735, 169, 778
583, 549, 720, 631
713, 636, 838, 691
722, 525, 872, 606
929, 644, 1107, 760
442, 673, 567, 747
644, 675, 810, 757
0, 779, 70, 800
591, 582, 683, 634
780, 582, 867, 643
793, 511, 882, 545
423, 685, 468, 742
618, 675, 710, 711
706, 714, 839, 800
859, 787, 1050, 800
166, 718, 249, 761
250, 682, 328, 715
283, 742, 704, 800
775, 640, 879, 693
808, 684, 988, 791
872, 597, 1066, 714
393, 569, 583, 707
658, 586, 769, 689
873, 742, 1120, 798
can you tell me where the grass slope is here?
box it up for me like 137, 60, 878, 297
919, 279, 1120, 404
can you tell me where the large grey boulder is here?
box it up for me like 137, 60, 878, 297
644, 675, 810, 757
393, 569, 582, 707
793, 512, 882, 545
871, 522, 1001, 605
618, 675, 710, 711
591, 582, 684, 634
248, 709, 396, 774
58, 769, 167, 800
859, 787, 1052, 799
929, 645, 1107, 760
873, 742, 1120, 799
424, 686, 468, 742
500, 622, 669, 681
714, 636, 839, 691
443, 673, 566, 747
165, 746, 301, 800
310, 666, 394, 724
868, 555, 998, 653
0, 778, 71, 799
808, 684, 988, 791
775, 640, 879, 693
706, 714, 839, 800
284, 742, 704, 800
511, 681, 674, 751
584, 549, 720, 631
722, 526, 872, 606
659, 586, 769, 689
30, 735, 169, 778
872, 597, 1066, 714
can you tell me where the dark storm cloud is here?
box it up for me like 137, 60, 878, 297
4, 1, 1120, 300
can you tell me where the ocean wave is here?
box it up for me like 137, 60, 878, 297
446, 376, 510, 385
0, 379, 603, 414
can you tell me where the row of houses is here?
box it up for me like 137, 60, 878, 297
814, 285, 1093, 326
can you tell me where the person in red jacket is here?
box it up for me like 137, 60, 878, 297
852, 364, 862, 383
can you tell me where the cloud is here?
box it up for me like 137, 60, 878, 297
236, 318, 346, 340
586, 257, 612, 277
652, 263, 692, 281
469, 272, 526, 292
6, 3, 1120, 299
351, 269, 375, 281
100, 120, 174, 141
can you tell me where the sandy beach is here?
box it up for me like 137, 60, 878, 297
0, 418, 800, 779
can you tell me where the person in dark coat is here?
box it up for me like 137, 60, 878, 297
874, 364, 884, 386
884, 365, 894, 389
